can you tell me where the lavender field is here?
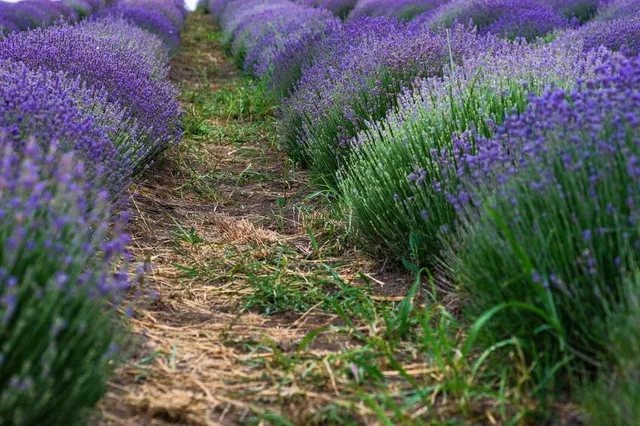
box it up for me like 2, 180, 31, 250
0, 0, 639, 424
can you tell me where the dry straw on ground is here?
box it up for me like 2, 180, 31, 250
98, 13, 419, 426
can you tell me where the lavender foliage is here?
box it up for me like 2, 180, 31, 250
0, 19, 182, 166
349, 0, 446, 21
423, 0, 569, 40
280, 18, 496, 179
0, 59, 134, 194
0, 139, 132, 425
450, 54, 640, 368
339, 40, 607, 265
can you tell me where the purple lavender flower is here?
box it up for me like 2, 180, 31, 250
296, 0, 357, 18
0, 1, 53, 29
103, 4, 181, 51
450, 53, 640, 371
572, 11, 640, 56
280, 17, 497, 174
0, 59, 131, 193
230, 1, 336, 76
0, 19, 182, 163
349, 0, 446, 21
0, 16, 19, 34
423, 0, 569, 40
119, 0, 186, 30
596, 0, 640, 21
0, 137, 134, 424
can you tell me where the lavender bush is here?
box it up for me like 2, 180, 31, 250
422, 0, 569, 41
0, 19, 182, 168
106, 4, 181, 51
349, 0, 446, 21
234, 2, 335, 76
0, 139, 132, 425
448, 54, 640, 380
595, 0, 640, 21
62, 0, 96, 17
573, 11, 640, 55
279, 18, 494, 183
296, 0, 357, 19
549, 0, 600, 24
339, 41, 606, 265
0, 17, 19, 34
120, 0, 186, 30
264, 18, 340, 100
0, 1, 54, 29
0, 59, 138, 194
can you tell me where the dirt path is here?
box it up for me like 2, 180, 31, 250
99, 13, 413, 426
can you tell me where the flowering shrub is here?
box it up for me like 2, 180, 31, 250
595, 0, 640, 21
575, 11, 640, 55
0, 59, 136, 194
0, 0, 102, 31
0, 19, 182, 167
549, 0, 600, 24
339, 41, 606, 265
0, 17, 19, 34
423, 0, 569, 40
279, 18, 496, 182
236, 3, 335, 75
106, 4, 181, 51
0, 139, 132, 425
0, 1, 183, 423
0, 1, 53, 29
448, 54, 640, 378
62, 0, 95, 17
296, 0, 357, 19
349, 0, 445, 21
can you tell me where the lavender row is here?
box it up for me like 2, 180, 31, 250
210, 0, 640, 411
0, 0, 185, 423
0, 0, 110, 33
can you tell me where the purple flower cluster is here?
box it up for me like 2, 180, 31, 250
295, 0, 357, 18
423, 0, 570, 40
595, 0, 640, 21
0, 137, 133, 424
451, 53, 640, 365
0, 18, 182, 164
0, 59, 129, 194
101, 0, 184, 51
456, 53, 640, 210
574, 11, 640, 56
348, 0, 446, 21
0, 0, 102, 32
280, 18, 497, 173
213, 0, 336, 76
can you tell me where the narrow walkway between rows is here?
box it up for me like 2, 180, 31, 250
99, 13, 412, 426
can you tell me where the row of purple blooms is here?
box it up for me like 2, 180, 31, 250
0, 0, 185, 422
0, 0, 109, 33
206, 0, 640, 405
